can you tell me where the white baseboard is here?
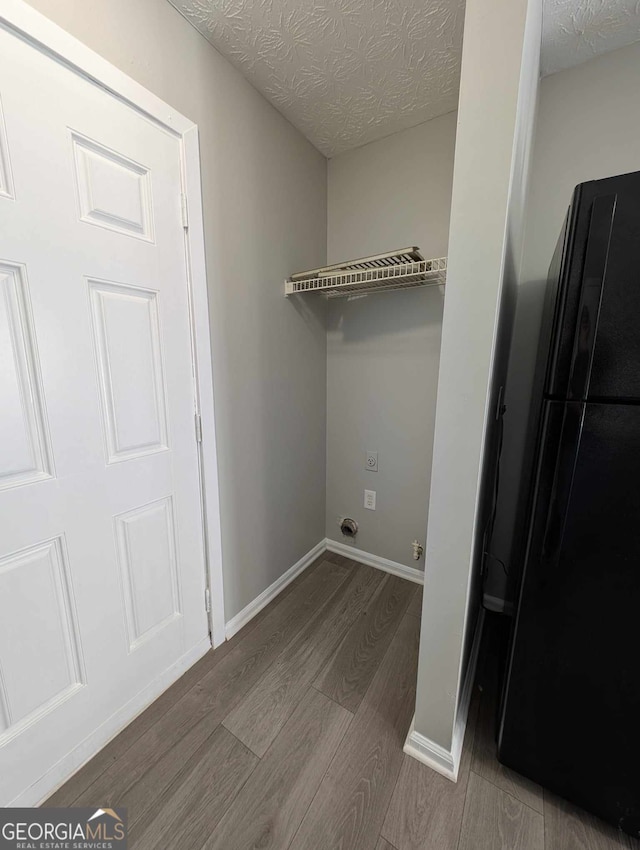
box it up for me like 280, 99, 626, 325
13, 637, 211, 807
325, 538, 424, 585
225, 539, 326, 639
403, 722, 459, 779
403, 608, 485, 781
225, 537, 423, 642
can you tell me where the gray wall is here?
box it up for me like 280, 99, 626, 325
488, 39, 640, 604
414, 0, 541, 753
25, 0, 328, 621
326, 113, 457, 567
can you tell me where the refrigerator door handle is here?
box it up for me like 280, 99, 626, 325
567, 194, 616, 400
541, 403, 584, 565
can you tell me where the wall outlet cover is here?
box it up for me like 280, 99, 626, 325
366, 451, 378, 471
364, 489, 376, 510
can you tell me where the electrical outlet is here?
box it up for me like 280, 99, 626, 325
365, 451, 378, 471
364, 489, 376, 510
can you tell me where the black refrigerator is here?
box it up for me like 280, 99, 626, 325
498, 170, 640, 838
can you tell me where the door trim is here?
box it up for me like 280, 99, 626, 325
0, 0, 226, 647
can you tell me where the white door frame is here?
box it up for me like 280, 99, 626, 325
0, 0, 226, 648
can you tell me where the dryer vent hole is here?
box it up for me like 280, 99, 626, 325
340, 518, 358, 537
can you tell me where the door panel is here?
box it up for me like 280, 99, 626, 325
0, 94, 13, 199
88, 279, 169, 462
0, 25, 208, 804
115, 496, 181, 652
0, 537, 84, 738
0, 261, 52, 489
71, 133, 154, 241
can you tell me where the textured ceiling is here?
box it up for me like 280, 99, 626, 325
169, 0, 640, 158
169, 0, 464, 157
543, 0, 640, 75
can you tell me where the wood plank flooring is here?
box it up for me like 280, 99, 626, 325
458, 772, 545, 850
381, 686, 480, 850
223, 563, 384, 756
314, 574, 415, 712
289, 612, 421, 850
205, 688, 351, 850
45, 556, 640, 850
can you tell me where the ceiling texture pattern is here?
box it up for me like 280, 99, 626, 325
169, 0, 464, 156
543, 0, 640, 75
169, 0, 640, 157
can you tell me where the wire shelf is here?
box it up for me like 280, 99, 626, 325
285, 248, 447, 298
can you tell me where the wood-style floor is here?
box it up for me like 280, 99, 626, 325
45, 553, 639, 850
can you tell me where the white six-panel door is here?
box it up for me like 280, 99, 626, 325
0, 20, 211, 805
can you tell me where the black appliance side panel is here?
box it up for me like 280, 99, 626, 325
498, 401, 640, 837
505, 209, 576, 588
548, 169, 640, 402
589, 179, 640, 400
